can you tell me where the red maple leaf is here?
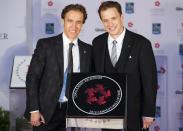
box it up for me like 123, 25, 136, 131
85, 84, 111, 105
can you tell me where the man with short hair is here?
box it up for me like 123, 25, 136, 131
92, 1, 157, 131
24, 4, 92, 131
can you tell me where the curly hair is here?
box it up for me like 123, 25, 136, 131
61, 4, 87, 24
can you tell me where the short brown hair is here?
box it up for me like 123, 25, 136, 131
61, 4, 87, 24
98, 1, 122, 19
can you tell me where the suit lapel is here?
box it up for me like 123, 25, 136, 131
55, 36, 88, 74
98, 33, 108, 72
115, 29, 134, 72
55, 34, 64, 78
78, 39, 87, 72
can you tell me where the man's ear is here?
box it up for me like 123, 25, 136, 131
121, 14, 124, 20
61, 19, 64, 25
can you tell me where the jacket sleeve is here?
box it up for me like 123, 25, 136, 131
139, 39, 157, 117
26, 39, 46, 112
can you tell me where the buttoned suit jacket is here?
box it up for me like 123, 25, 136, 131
92, 29, 157, 131
24, 33, 92, 122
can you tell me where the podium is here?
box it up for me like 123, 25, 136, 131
66, 73, 127, 129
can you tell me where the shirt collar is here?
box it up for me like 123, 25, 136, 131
62, 33, 78, 47
108, 27, 126, 45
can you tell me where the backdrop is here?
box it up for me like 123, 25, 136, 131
0, 0, 183, 131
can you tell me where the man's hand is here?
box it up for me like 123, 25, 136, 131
30, 111, 45, 127
142, 117, 154, 129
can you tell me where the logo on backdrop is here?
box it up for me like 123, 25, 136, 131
95, 28, 105, 32
125, 2, 134, 14
152, 23, 161, 35
176, 105, 183, 126
154, 125, 160, 131
72, 75, 122, 115
176, 23, 183, 35
150, 0, 164, 15
155, 106, 161, 118
176, 7, 183, 11
175, 88, 183, 94
154, 1, 160, 7
175, 70, 183, 94
127, 21, 137, 32
0, 33, 8, 40
154, 42, 160, 48
128, 22, 134, 28
16, 59, 29, 83
157, 66, 166, 74
179, 44, 183, 55
48, 0, 53, 7
45, 23, 54, 34
181, 105, 183, 112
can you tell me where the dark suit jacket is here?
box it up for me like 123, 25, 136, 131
24, 33, 92, 122
92, 29, 157, 131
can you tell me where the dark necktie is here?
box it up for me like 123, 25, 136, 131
65, 43, 74, 98
67, 43, 74, 73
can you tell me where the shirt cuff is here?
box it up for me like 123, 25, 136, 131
142, 116, 155, 120
30, 110, 39, 113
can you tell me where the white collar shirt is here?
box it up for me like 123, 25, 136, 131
108, 28, 126, 61
63, 33, 80, 73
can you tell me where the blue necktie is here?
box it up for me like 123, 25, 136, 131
67, 43, 74, 73
65, 43, 74, 97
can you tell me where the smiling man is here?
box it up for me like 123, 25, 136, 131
92, 1, 157, 131
24, 4, 92, 131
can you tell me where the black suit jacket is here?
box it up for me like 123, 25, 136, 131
24, 33, 92, 122
92, 29, 157, 131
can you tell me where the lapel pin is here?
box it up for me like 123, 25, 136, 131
84, 50, 87, 54
129, 55, 132, 59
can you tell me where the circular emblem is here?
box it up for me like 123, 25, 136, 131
48, 1, 53, 6
16, 59, 29, 82
72, 75, 122, 115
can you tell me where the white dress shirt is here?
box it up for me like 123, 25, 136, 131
108, 28, 126, 61
59, 33, 80, 102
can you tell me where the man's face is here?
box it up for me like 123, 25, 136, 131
63, 10, 84, 41
100, 7, 124, 39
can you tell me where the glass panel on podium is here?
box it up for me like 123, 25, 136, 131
66, 73, 126, 129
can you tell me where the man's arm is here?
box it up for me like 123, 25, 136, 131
139, 38, 157, 129
26, 39, 46, 124
139, 38, 157, 116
